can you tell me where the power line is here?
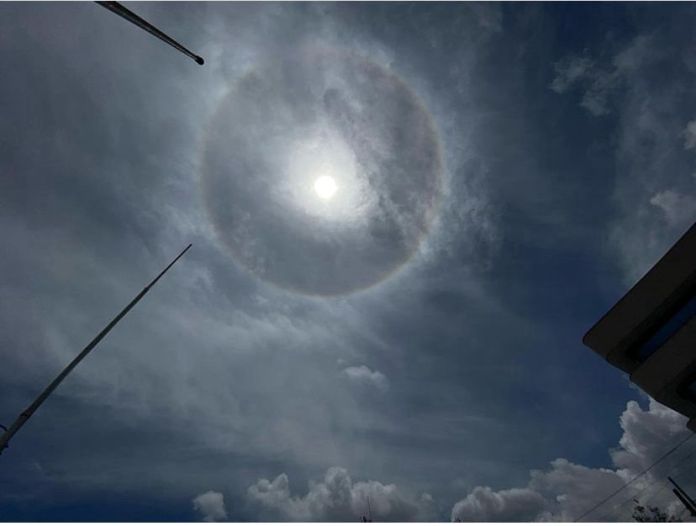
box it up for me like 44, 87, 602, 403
623, 447, 696, 521
601, 478, 669, 521
573, 432, 695, 522
597, 445, 696, 522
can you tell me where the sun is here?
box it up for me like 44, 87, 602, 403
313, 175, 338, 200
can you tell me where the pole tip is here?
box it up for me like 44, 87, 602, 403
194, 55, 205, 66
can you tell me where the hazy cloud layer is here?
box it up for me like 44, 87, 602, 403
202, 47, 444, 296
1, 3, 695, 521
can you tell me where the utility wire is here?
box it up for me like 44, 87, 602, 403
624, 447, 696, 521
600, 445, 696, 522
615, 479, 674, 522
573, 433, 695, 522
625, 447, 696, 521
588, 437, 696, 522
601, 478, 669, 521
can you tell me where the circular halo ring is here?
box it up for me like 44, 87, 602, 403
201, 46, 445, 297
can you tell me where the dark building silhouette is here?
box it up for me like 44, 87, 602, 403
584, 222, 696, 432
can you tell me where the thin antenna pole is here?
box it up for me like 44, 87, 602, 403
669, 477, 696, 517
96, 2, 204, 65
0, 244, 192, 455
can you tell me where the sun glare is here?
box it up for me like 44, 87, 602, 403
314, 175, 338, 200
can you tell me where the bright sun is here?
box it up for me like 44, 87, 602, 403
313, 175, 338, 200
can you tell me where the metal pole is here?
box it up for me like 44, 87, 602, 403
96, 2, 204, 65
0, 244, 192, 455
669, 477, 696, 517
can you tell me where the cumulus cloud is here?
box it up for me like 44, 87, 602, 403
193, 490, 228, 522
451, 486, 546, 522
247, 466, 434, 521
451, 399, 692, 522
342, 365, 389, 391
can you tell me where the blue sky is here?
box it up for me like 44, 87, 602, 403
0, 2, 695, 522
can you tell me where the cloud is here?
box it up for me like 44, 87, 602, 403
451, 486, 546, 522
579, 74, 618, 117
247, 466, 434, 521
342, 365, 389, 391
649, 190, 696, 226
0, 5, 503, 512
450, 399, 692, 521
192, 490, 228, 522
201, 46, 444, 296
550, 56, 594, 94
552, 31, 696, 283
467, 3, 503, 33
551, 35, 655, 117
6, 4, 692, 522
683, 120, 696, 150
550, 55, 618, 116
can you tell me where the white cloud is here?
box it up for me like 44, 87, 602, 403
451, 486, 546, 522
550, 56, 594, 94
550, 55, 622, 116
247, 466, 434, 521
553, 33, 696, 284
342, 365, 389, 391
611, 399, 691, 479
551, 35, 655, 117
450, 399, 692, 521
579, 72, 618, 116
649, 190, 696, 226
192, 490, 228, 522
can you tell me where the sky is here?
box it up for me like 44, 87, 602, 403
0, 2, 695, 522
